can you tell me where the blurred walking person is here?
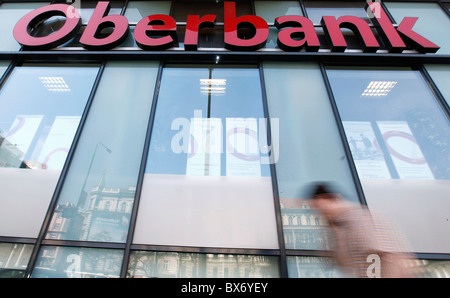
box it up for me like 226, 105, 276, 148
308, 183, 418, 278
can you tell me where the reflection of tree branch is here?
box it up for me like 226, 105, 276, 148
408, 108, 450, 178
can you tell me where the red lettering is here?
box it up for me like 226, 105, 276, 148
13, 4, 81, 50
134, 14, 178, 50
367, 2, 439, 53
396, 17, 440, 53
275, 15, 320, 52
12, 1, 439, 54
366, 2, 406, 53
79, 1, 129, 50
321, 15, 380, 52
184, 15, 216, 51
224, 1, 268, 51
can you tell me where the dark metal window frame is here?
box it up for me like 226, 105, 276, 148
0, 0, 448, 278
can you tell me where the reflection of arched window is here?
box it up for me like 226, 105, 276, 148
315, 217, 320, 226
105, 201, 110, 211
120, 202, 126, 212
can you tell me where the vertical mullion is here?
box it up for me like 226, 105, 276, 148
438, 1, 450, 17
119, 61, 165, 278
419, 64, 450, 120
318, 62, 368, 206
0, 61, 16, 89
169, 0, 175, 17
299, 0, 308, 18
24, 62, 107, 278
381, 1, 397, 24
120, 0, 129, 16
258, 62, 288, 278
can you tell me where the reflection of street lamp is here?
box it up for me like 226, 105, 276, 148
63, 140, 112, 240
77, 141, 112, 210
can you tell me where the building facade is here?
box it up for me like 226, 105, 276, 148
0, 0, 449, 278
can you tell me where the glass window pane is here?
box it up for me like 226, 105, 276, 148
31, 246, 123, 278
125, 1, 172, 24
0, 2, 49, 51
287, 256, 346, 278
45, 61, 159, 242
425, 64, 450, 107
412, 259, 450, 278
326, 67, 450, 254
127, 251, 280, 278
304, 1, 369, 24
0, 65, 99, 238
288, 256, 450, 278
263, 62, 359, 250
255, 1, 303, 23
172, 1, 252, 23
133, 65, 279, 249
0, 243, 33, 278
385, 2, 450, 55
176, 25, 225, 49
77, 1, 125, 25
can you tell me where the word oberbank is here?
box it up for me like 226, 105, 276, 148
14, 1, 439, 53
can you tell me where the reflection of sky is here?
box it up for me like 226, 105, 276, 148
327, 68, 450, 179
147, 66, 271, 177
0, 65, 99, 167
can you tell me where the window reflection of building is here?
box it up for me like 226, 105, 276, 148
33, 246, 122, 278
288, 256, 345, 278
0, 243, 33, 278
280, 198, 330, 250
47, 176, 134, 243
127, 252, 279, 278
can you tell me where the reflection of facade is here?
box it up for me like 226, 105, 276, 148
280, 198, 330, 250
287, 256, 344, 278
128, 252, 278, 278
47, 177, 134, 243
0, 243, 33, 278
33, 246, 122, 278
418, 261, 450, 278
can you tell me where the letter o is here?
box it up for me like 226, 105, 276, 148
13, 4, 81, 50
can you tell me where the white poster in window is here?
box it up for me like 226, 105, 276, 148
377, 121, 434, 180
187, 117, 222, 176
343, 121, 391, 179
226, 118, 261, 177
1, 115, 43, 167
37, 116, 81, 170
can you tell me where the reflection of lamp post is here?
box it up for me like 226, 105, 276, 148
63, 140, 112, 241
77, 141, 112, 210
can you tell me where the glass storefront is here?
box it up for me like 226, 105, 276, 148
45, 61, 159, 242
133, 65, 278, 249
326, 67, 450, 254
0, 0, 449, 279
127, 251, 280, 278
31, 246, 123, 278
0, 64, 99, 238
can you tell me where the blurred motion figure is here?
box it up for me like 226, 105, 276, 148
308, 182, 417, 278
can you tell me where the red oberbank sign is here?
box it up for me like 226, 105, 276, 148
13, 1, 440, 53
